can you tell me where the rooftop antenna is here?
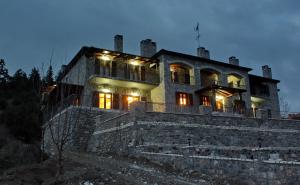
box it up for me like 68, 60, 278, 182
194, 22, 201, 48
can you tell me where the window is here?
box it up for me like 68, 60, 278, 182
200, 96, 210, 106
99, 93, 112, 109
170, 64, 191, 84
180, 93, 187, 105
176, 92, 193, 106
122, 95, 140, 110
260, 84, 270, 96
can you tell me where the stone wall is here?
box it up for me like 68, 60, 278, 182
85, 103, 300, 184
134, 152, 300, 185
43, 106, 99, 154
44, 103, 300, 184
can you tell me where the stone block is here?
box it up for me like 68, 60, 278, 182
199, 105, 212, 115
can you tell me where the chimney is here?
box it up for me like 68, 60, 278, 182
114, 34, 123, 52
229, 56, 239, 66
262, 65, 272, 79
197, 47, 210, 59
140, 39, 157, 57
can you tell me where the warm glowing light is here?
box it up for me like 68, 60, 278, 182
131, 92, 140, 97
99, 93, 111, 109
216, 95, 224, 100
101, 88, 111, 93
103, 50, 109, 54
179, 93, 187, 105
130, 59, 140, 66
100, 55, 111, 61
215, 94, 224, 111
127, 96, 139, 105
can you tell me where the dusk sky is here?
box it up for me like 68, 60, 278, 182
0, 0, 299, 111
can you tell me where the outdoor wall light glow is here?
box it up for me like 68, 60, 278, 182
100, 55, 111, 61
130, 59, 140, 66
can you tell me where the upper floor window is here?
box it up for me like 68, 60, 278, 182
200, 69, 220, 87
227, 73, 245, 89
170, 64, 192, 85
259, 84, 270, 96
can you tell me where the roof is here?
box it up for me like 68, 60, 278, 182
152, 49, 252, 72
249, 74, 280, 83
57, 46, 158, 81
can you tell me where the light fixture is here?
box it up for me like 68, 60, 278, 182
130, 88, 140, 97
216, 95, 224, 100
130, 59, 140, 66
100, 55, 111, 61
101, 88, 111, 93
99, 84, 111, 93
103, 50, 109, 54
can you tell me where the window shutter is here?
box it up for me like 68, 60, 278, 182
174, 72, 178, 83
175, 92, 180, 105
92, 91, 99, 107
95, 59, 100, 75
113, 93, 119, 109
189, 94, 193, 106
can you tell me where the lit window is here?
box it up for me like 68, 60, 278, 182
215, 95, 224, 111
127, 96, 139, 105
99, 93, 112, 109
99, 93, 105, 109
106, 94, 111, 109
201, 96, 210, 106
180, 93, 187, 105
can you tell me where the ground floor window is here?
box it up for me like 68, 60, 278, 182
99, 93, 112, 109
176, 92, 193, 106
122, 95, 140, 110
215, 95, 224, 111
200, 96, 210, 106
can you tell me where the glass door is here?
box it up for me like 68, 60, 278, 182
99, 93, 112, 109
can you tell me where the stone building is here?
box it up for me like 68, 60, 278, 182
53, 34, 280, 118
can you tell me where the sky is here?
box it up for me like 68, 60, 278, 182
0, 0, 300, 111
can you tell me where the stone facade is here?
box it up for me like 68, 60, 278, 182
55, 35, 281, 118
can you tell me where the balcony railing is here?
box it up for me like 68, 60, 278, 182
228, 82, 246, 89
170, 73, 195, 85
94, 67, 160, 85
201, 80, 222, 87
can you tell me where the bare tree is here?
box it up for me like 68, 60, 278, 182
46, 103, 82, 176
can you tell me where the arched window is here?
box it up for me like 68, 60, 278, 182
200, 68, 220, 87
170, 64, 191, 85
227, 73, 245, 89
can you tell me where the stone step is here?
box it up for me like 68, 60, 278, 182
139, 112, 300, 130
134, 144, 300, 162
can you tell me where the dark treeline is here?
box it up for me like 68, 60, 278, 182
0, 59, 54, 144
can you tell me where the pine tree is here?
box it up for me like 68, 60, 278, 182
29, 67, 41, 93
0, 59, 9, 85
44, 65, 54, 86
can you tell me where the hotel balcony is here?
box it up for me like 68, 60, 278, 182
89, 63, 160, 90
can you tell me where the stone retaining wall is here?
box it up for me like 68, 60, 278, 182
134, 152, 300, 185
